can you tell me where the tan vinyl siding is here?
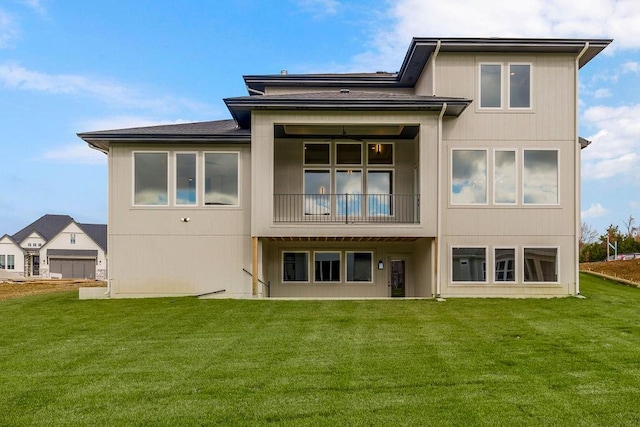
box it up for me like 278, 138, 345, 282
107, 144, 252, 297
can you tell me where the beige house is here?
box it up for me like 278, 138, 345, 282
79, 37, 611, 299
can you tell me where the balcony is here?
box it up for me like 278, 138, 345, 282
274, 194, 419, 224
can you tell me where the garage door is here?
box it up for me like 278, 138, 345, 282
50, 259, 96, 279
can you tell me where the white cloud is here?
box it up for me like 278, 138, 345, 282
582, 104, 640, 181
593, 88, 612, 99
350, 0, 640, 72
20, 0, 47, 15
0, 62, 217, 114
0, 9, 19, 48
582, 202, 610, 219
40, 144, 106, 165
581, 203, 610, 220
622, 61, 640, 74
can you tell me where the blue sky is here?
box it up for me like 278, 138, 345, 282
0, 0, 638, 237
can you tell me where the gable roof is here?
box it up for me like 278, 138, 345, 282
12, 214, 74, 245
77, 223, 107, 252
0, 234, 24, 250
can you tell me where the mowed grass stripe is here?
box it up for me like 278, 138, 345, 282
1, 273, 640, 426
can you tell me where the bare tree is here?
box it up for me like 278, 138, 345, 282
580, 222, 599, 250
623, 215, 638, 238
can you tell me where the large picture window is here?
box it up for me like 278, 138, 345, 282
304, 170, 331, 215
315, 252, 340, 282
524, 247, 558, 282
452, 247, 487, 282
134, 152, 168, 206
367, 170, 392, 216
336, 170, 362, 216
283, 252, 309, 282
204, 152, 239, 206
451, 150, 487, 204
346, 252, 373, 282
523, 150, 558, 205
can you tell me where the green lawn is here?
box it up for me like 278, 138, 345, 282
1, 273, 640, 426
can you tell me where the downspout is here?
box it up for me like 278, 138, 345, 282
575, 42, 589, 296
431, 40, 442, 95
436, 102, 447, 298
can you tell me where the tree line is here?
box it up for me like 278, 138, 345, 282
580, 215, 640, 262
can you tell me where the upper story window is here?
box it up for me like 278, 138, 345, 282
479, 62, 532, 110
304, 143, 330, 165
523, 150, 558, 205
134, 152, 168, 206
70, 233, 76, 244
133, 151, 240, 208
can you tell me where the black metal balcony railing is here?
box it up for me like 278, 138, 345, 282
274, 194, 419, 223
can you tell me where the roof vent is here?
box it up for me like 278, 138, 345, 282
280, 70, 288, 75
340, 88, 350, 94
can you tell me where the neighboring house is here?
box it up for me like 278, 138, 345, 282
2, 214, 107, 279
78, 37, 611, 298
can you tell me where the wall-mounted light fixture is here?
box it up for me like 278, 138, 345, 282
180, 217, 191, 222
378, 260, 384, 270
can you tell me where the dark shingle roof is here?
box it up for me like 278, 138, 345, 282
12, 214, 74, 244
78, 119, 250, 152
78, 223, 107, 252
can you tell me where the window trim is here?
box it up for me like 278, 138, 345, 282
450, 148, 489, 206
175, 152, 199, 207
523, 246, 559, 284
451, 246, 488, 284
202, 151, 241, 208
303, 168, 332, 216
478, 62, 503, 109
508, 62, 533, 110
314, 251, 341, 283
493, 149, 518, 205
522, 148, 560, 206
345, 251, 374, 283
282, 251, 310, 283
132, 151, 170, 207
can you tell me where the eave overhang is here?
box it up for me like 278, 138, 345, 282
77, 120, 251, 152
244, 37, 612, 93
224, 91, 472, 128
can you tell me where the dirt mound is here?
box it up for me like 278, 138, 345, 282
580, 259, 640, 285
0, 280, 106, 301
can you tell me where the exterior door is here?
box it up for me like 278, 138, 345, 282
390, 259, 406, 297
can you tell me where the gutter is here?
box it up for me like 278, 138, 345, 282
575, 42, 589, 296
436, 102, 447, 298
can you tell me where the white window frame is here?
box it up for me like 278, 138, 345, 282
450, 148, 489, 206
282, 251, 310, 283
7, 254, 15, 270
314, 251, 341, 283
345, 251, 374, 283
303, 168, 332, 216
522, 149, 560, 206
175, 152, 199, 207
507, 62, 533, 110
132, 151, 170, 207
0, 254, 5, 269
70, 233, 76, 245
494, 247, 517, 283
493, 149, 518, 205
451, 246, 489, 284
479, 62, 503, 110
202, 151, 241, 208
523, 246, 559, 284
366, 169, 394, 218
